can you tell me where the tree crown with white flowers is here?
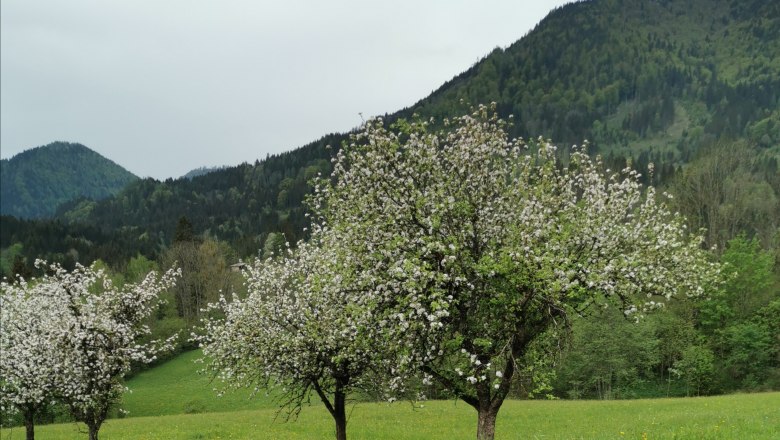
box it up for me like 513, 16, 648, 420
0, 261, 178, 440
311, 104, 721, 440
196, 230, 396, 440
1, 274, 64, 439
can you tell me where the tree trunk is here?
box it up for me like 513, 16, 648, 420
333, 387, 347, 440
313, 378, 348, 440
24, 410, 35, 440
88, 423, 99, 440
476, 407, 498, 440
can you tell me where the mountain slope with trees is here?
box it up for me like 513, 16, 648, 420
3, 0, 778, 270
407, 0, 780, 156
0, 142, 138, 219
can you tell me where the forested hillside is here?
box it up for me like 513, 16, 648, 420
2, 0, 778, 276
407, 0, 780, 155
0, 142, 138, 219
181, 166, 228, 180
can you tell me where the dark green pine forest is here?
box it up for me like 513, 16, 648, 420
1, 0, 779, 399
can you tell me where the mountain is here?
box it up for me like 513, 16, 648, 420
181, 166, 228, 180
402, 0, 780, 161
0, 142, 138, 219
46, 136, 339, 257
6, 0, 779, 267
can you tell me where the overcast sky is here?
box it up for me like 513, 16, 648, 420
1, 0, 571, 179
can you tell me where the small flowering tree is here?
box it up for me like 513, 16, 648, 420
1, 261, 179, 440
197, 232, 388, 440
53, 261, 179, 440
0, 276, 64, 440
313, 105, 721, 440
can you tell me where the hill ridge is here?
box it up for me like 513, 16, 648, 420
0, 141, 138, 219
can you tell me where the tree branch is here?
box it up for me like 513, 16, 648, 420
312, 379, 336, 418
421, 365, 479, 409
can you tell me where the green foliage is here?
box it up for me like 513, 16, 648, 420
181, 166, 227, 180
173, 216, 196, 244
720, 322, 774, 389
0, 243, 24, 279
124, 254, 159, 284
554, 231, 779, 399
719, 235, 775, 318
555, 308, 660, 400
3, 136, 333, 268
671, 144, 779, 252
652, 307, 701, 384
262, 231, 286, 259
0, 142, 137, 218
699, 235, 775, 330
403, 0, 780, 162
691, 235, 780, 391
671, 345, 715, 396
161, 238, 241, 324
757, 299, 780, 388
0, 215, 160, 275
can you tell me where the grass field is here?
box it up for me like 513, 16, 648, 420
119, 350, 279, 417
3, 393, 779, 439
1, 351, 778, 439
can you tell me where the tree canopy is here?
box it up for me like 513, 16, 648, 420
0, 261, 178, 440
201, 106, 721, 440
197, 232, 391, 440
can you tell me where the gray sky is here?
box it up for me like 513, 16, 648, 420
1, 0, 570, 179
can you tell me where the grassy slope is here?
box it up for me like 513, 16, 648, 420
120, 350, 279, 417
4, 393, 778, 439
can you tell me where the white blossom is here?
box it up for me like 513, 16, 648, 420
311, 105, 720, 438
195, 231, 402, 440
1, 261, 178, 439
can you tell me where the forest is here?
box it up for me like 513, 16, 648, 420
0, 142, 138, 219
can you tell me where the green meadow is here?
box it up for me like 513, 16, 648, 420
2, 350, 778, 439
119, 350, 279, 417
3, 393, 778, 439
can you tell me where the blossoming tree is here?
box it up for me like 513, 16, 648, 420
0, 275, 64, 440
1, 261, 178, 440
197, 232, 390, 440
313, 105, 721, 440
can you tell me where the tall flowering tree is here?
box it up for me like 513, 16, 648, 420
1, 276, 64, 440
197, 231, 390, 440
1, 262, 178, 440
313, 105, 721, 440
